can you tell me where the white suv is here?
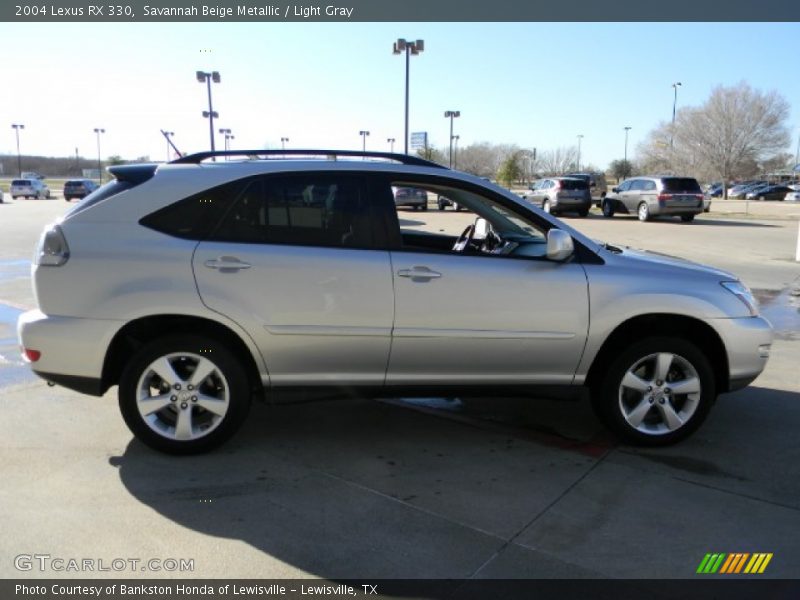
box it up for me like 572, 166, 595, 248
18, 150, 772, 454
10, 178, 51, 200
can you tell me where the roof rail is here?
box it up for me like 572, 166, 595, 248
171, 149, 447, 169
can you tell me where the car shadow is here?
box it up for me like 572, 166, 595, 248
586, 213, 779, 227
108, 382, 800, 579
108, 393, 612, 579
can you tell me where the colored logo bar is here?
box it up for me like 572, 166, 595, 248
697, 553, 773, 574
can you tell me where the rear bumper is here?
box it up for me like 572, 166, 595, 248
17, 309, 123, 396
649, 201, 704, 216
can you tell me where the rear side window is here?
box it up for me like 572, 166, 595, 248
560, 179, 588, 190
139, 180, 241, 240
662, 178, 701, 193
209, 175, 373, 249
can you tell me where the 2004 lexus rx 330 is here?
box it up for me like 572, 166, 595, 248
18, 150, 772, 454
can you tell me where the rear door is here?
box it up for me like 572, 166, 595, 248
193, 172, 394, 386
661, 177, 703, 210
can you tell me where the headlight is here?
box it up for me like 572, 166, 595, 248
721, 281, 758, 316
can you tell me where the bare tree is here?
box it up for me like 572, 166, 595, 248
636, 83, 790, 189
538, 146, 578, 175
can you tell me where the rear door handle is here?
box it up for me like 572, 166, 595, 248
204, 256, 252, 271
397, 266, 442, 280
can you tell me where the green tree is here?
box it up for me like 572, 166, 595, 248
496, 152, 523, 186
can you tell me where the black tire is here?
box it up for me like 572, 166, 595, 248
542, 200, 551, 214
680, 214, 695, 223
602, 199, 615, 218
420, 202, 428, 211
577, 207, 590, 218
437, 198, 445, 211
592, 336, 716, 446
119, 334, 251, 454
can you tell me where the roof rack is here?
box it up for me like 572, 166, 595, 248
171, 149, 447, 169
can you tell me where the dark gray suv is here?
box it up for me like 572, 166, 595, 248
602, 176, 705, 222
528, 177, 592, 217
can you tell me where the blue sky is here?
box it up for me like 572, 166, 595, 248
2, 22, 799, 169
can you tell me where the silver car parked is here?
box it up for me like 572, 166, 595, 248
602, 176, 705, 222
528, 177, 592, 217
18, 150, 772, 454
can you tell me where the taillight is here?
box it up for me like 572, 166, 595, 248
22, 348, 41, 362
553, 181, 562, 190
35, 224, 70, 267
657, 193, 672, 201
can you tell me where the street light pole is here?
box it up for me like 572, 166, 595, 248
359, 130, 370, 154
670, 81, 682, 150
452, 134, 460, 169
387, 138, 395, 152
93, 128, 105, 185
623, 126, 632, 164
576, 134, 584, 172
196, 70, 221, 153
11, 123, 24, 177
392, 38, 424, 155
164, 130, 175, 162
281, 137, 289, 150
444, 110, 460, 168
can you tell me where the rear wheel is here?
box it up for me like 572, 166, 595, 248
602, 199, 615, 218
420, 202, 428, 211
119, 335, 251, 454
680, 214, 695, 223
577, 207, 589, 217
637, 202, 651, 222
437, 197, 446, 211
592, 336, 715, 446
542, 200, 551, 214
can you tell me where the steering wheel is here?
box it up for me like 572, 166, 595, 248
452, 224, 475, 253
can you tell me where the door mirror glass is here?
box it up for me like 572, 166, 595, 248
546, 229, 574, 262
473, 217, 489, 240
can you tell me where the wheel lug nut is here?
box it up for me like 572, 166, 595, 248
174, 383, 181, 390
647, 386, 652, 391
658, 398, 666, 404
648, 397, 654, 404
191, 396, 198, 402
170, 395, 177, 402
180, 402, 188, 409
187, 385, 193, 391
656, 380, 662, 386
664, 388, 671, 394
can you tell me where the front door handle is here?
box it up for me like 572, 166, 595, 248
204, 256, 252, 271
397, 266, 442, 280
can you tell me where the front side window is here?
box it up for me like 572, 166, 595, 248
210, 175, 373, 249
388, 178, 548, 259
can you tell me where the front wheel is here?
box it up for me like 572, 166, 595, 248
680, 214, 695, 223
577, 207, 589, 217
602, 199, 615, 218
592, 337, 715, 446
119, 335, 251, 454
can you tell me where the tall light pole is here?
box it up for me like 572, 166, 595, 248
93, 128, 105, 184
196, 70, 221, 152
670, 81, 682, 150
623, 126, 632, 164
444, 110, 460, 168
392, 38, 424, 155
164, 130, 175, 162
11, 123, 24, 177
359, 130, 370, 154
387, 137, 395, 152
219, 128, 234, 157
281, 137, 289, 150
576, 134, 584, 172
452, 134, 460, 169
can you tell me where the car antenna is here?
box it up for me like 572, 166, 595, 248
160, 129, 184, 159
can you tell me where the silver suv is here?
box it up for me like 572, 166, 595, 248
602, 176, 705, 222
528, 177, 592, 217
18, 150, 772, 454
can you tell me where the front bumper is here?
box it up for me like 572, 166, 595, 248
710, 315, 773, 392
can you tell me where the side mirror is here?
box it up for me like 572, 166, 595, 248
611, 187, 619, 193
546, 229, 574, 262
